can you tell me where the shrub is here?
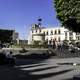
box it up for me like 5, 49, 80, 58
19, 47, 28, 53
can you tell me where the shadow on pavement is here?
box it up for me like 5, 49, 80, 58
0, 52, 74, 80
62, 78, 73, 80
14, 53, 54, 66
0, 65, 73, 80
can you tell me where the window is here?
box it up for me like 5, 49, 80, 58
51, 38, 52, 41
32, 39, 33, 41
69, 32, 73, 36
65, 37, 67, 40
49, 40, 52, 44
54, 38, 57, 41
39, 29, 41, 33
46, 39, 48, 44
51, 30, 53, 35
53, 39, 55, 45
76, 36, 80, 40
46, 31, 48, 35
69, 37, 73, 41
55, 30, 57, 34
32, 36, 33, 41
43, 31, 45, 35
58, 37, 61, 42
58, 30, 61, 34
46, 39, 48, 41
36, 30, 37, 33
32, 30, 34, 33
65, 32, 67, 36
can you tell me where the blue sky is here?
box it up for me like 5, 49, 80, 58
0, 0, 60, 39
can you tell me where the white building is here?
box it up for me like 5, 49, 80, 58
28, 24, 80, 45
12, 31, 19, 44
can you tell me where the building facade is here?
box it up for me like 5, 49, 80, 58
28, 24, 80, 45
12, 30, 19, 44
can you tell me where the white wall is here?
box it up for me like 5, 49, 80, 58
28, 26, 80, 44
33, 35, 43, 41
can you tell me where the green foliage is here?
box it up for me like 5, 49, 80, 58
12, 41, 48, 48
63, 40, 69, 46
70, 40, 76, 45
42, 40, 48, 48
54, 0, 80, 32
33, 41, 40, 47
19, 47, 28, 53
76, 42, 80, 48
33, 40, 48, 48
0, 29, 13, 43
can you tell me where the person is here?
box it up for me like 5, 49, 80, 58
6, 51, 16, 66
53, 40, 56, 49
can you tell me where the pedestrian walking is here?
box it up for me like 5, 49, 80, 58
6, 51, 16, 66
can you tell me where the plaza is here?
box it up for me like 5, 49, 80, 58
0, 55, 80, 80
0, 48, 80, 80
0, 0, 80, 80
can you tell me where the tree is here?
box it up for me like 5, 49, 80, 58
63, 40, 69, 46
0, 29, 13, 43
54, 0, 80, 32
70, 40, 76, 45
42, 40, 48, 48
32, 41, 40, 47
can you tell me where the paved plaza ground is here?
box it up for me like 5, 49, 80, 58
0, 48, 80, 80
0, 57, 80, 80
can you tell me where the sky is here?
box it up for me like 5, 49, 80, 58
0, 0, 60, 40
